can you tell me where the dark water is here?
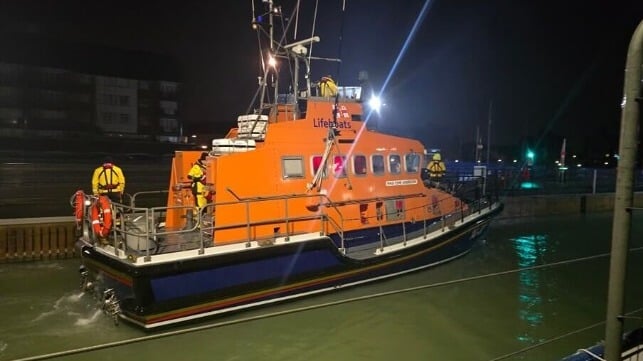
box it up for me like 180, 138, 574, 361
1, 212, 643, 361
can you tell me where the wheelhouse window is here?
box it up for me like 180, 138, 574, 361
333, 156, 347, 178
389, 154, 401, 174
353, 155, 367, 176
405, 153, 420, 173
372, 155, 385, 175
282, 157, 304, 179
311, 155, 327, 178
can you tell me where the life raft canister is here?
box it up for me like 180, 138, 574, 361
73, 190, 85, 228
91, 195, 113, 238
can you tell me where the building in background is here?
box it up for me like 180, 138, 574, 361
0, 34, 182, 143
0, 63, 94, 134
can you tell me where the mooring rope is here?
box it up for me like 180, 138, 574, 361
11, 247, 643, 361
488, 321, 606, 361
486, 307, 643, 361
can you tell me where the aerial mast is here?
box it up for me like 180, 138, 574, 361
256, 0, 277, 114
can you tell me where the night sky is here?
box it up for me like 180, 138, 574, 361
0, 0, 641, 161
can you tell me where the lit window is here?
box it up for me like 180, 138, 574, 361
372, 155, 385, 175
282, 157, 304, 179
333, 156, 346, 178
311, 155, 327, 178
353, 155, 367, 175
405, 153, 420, 173
389, 154, 401, 174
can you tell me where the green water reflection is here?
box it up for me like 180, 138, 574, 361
514, 234, 550, 343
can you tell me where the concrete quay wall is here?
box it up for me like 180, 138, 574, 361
498, 192, 643, 219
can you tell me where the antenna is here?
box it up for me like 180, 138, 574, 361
283, 36, 320, 49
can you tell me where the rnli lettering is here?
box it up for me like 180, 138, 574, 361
385, 179, 418, 187
313, 119, 352, 129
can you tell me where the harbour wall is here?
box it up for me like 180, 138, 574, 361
497, 192, 643, 219
1, 192, 642, 263
0, 217, 77, 263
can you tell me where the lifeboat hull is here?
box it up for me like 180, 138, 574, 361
78, 203, 502, 329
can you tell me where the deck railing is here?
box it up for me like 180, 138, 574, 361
80, 191, 349, 261
78, 181, 496, 262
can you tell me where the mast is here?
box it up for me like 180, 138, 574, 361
258, 0, 276, 113
251, 0, 339, 117
284, 37, 320, 101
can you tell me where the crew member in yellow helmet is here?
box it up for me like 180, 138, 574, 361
319, 75, 338, 97
427, 152, 446, 186
188, 152, 208, 211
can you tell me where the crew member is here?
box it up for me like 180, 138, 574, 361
92, 156, 125, 203
426, 152, 446, 186
319, 75, 338, 97
188, 152, 209, 212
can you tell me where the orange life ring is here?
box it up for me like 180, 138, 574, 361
454, 199, 461, 209
91, 195, 113, 238
74, 190, 85, 226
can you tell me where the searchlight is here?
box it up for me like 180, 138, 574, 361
268, 55, 277, 68
368, 95, 382, 112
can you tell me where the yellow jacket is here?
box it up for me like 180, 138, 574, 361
188, 163, 207, 208
92, 163, 125, 195
427, 160, 446, 178
320, 76, 338, 97
188, 163, 205, 181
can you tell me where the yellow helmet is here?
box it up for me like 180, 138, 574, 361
432, 153, 441, 161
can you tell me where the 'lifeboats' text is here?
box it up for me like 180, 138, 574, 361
313, 119, 352, 129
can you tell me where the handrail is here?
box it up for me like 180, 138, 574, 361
322, 214, 345, 250
224, 187, 346, 243
130, 190, 169, 208
84, 180, 494, 260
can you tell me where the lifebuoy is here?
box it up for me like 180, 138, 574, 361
91, 195, 113, 238
454, 199, 461, 209
74, 190, 85, 227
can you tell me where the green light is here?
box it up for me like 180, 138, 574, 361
520, 181, 540, 189
526, 150, 534, 159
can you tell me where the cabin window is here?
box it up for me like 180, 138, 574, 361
282, 157, 304, 179
333, 156, 347, 178
311, 155, 327, 178
389, 154, 401, 174
353, 155, 367, 176
372, 155, 385, 175
405, 153, 420, 173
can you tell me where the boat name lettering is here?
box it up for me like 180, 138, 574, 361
385, 179, 418, 187
312, 119, 352, 129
